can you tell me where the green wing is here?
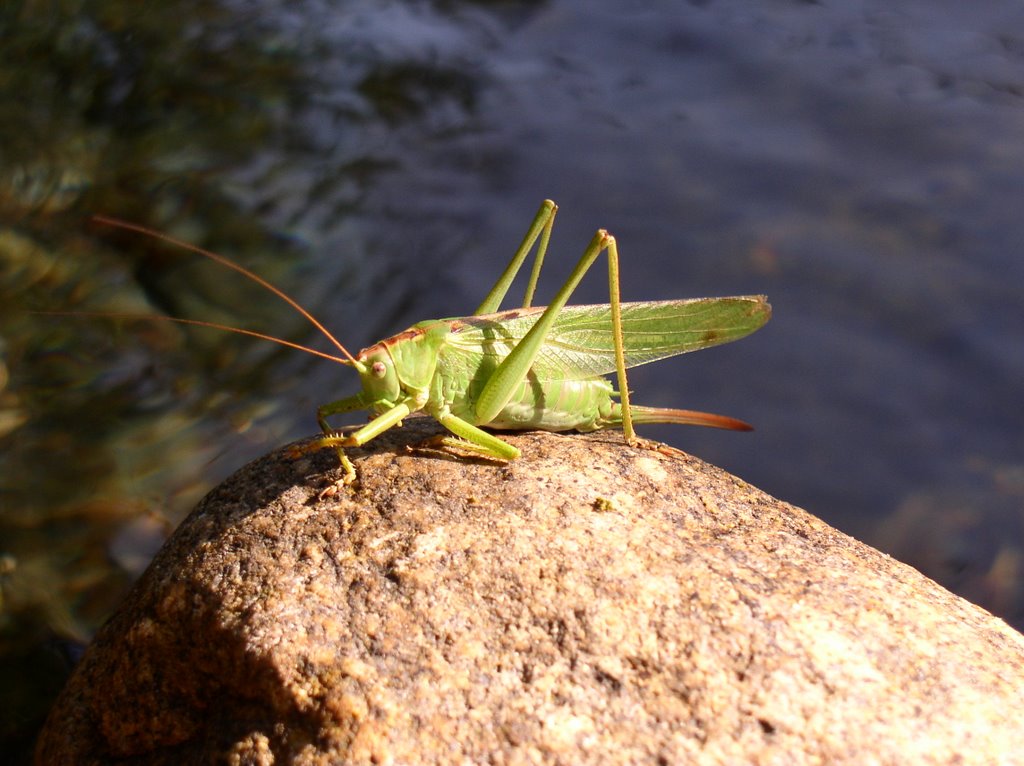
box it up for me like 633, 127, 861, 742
446, 297, 770, 379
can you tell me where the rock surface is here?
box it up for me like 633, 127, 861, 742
36, 418, 1024, 765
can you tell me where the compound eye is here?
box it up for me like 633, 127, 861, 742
371, 361, 387, 378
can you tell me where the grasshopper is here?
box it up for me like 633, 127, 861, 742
95, 200, 770, 483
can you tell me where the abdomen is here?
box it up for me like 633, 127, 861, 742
445, 374, 617, 432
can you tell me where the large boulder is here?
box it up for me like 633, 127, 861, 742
36, 418, 1024, 764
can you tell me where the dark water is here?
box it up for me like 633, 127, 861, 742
2, 0, 1023, 755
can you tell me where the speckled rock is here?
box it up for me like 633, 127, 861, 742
36, 418, 1024, 765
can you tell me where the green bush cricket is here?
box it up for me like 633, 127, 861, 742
93, 200, 770, 484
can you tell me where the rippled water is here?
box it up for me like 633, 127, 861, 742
2, 0, 1023, 755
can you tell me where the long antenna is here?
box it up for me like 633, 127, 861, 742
92, 215, 361, 367
33, 311, 356, 366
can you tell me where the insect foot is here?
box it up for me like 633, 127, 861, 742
285, 437, 358, 486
